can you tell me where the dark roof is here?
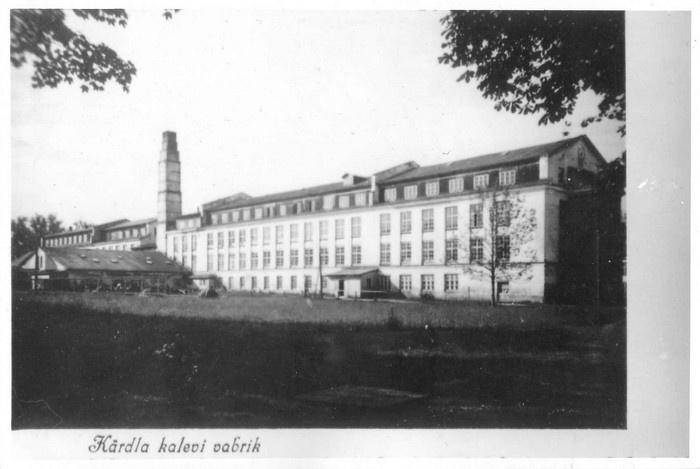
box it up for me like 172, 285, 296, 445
212, 180, 371, 212
326, 267, 378, 278
44, 228, 92, 238
383, 135, 601, 184
35, 247, 184, 273
105, 218, 157, 230
176, 213, 201, 220
94, 218, 130, 230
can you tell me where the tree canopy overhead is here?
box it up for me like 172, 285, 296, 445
11, 9, 178, 93
439, 11, 626, 135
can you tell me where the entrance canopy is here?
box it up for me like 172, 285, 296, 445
326, 267, 378, 279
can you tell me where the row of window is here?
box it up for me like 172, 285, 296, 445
383, 170, 516, 202
177, 235, 510, 273
45, 233, 91, 247
222, 273, 462, 293
208, 168, 518, 227
107, 226, 148, 241
211, 191, 371, 226
174, 203, 511, 255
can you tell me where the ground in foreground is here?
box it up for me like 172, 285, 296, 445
12, 292, 625, 429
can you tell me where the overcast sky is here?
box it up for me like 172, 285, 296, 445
11, 9, 626, 226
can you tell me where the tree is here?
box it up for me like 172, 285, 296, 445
439, 11, 626, 135
11, 9, 178, 92
72, 220, 93, 230
459, 187, 538, 306
11, 214, 64, 259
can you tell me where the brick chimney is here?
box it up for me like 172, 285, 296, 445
156, 131, 182, 253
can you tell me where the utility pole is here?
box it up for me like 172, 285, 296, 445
318, 247, 324, 299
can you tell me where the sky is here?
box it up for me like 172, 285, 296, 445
10, 9, 626, 226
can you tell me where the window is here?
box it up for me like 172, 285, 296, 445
378, 275, 390, 291
263, 227, 271, 245
422, 209, 434, 232
254, 207, 263, 219
322, 277, 328, 290
425, 181, 439, 196
251, 228, 258, 246
276, 250, 284, 268
499, 169, 516, 186
444, 274, 459, 291
445, 206, 458, 230
207, 233, 214, 250
217, 253, 224, 271
228, 231, 235, 248
470, 238, 483, 263
290, 224, 299, 242
335, 246, 345, 266
251, 276, 258, 289
474, 174, 489, 189
422, 240, 434, 264
335, 219, 345, 240
290, 249, 299, 267
323, 195, 335, 210
320, 220, 328, 240
276, 225, 283, 244
242, 209, 251, 221
446, 238, 459, 264
351, 217, 361, 238
380, 243, 391, 265
291, 276, 297, 290
228, 253, 236, 270
400, 211, 412, 234
279, 205, 287, 216
384, 188, 397, 202
184, 255, 191, 268
496, 201, 510, 226
304, 248, 314, 267
470, 204, 483, 228
320, 247, 329, 266
251, 252, 259, 269
222, 212, 229, 224
339, 195, 350, 208
304, 275, 313, 291
496, 235, 510, 261
380, 213, 391, 235
355, 193, 367, 206
218, 232, 224, 249
207, 253, 214, 271
263, 251, 271, 269
173, 237, 179, 254
191, 254, 197, 271
232, 211, 240, 222
421, 274, 434, 292
239, 230, 246, 247
212, 213, 220, 225
277, 276, 283, 290
240, 276, 245, 289
351, 246, 362, 265
400, 242, 412, 265
264, 276, 270, 290
404, 185, 418, 199
239, 253, 246, 270
449, 177, 464, 193
400, 275, 412, 291
304, 222, 313, 242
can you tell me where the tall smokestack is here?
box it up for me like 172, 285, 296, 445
156, 131, 182, 253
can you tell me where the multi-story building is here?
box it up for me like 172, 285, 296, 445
158, 132, 624, 303
41, 218, 157, 252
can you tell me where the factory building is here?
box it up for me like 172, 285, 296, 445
157, 132, 624, 304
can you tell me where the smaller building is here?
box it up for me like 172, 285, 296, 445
89, 218, 157, 251
16, 247, 188, 292
42, 219, 128, 248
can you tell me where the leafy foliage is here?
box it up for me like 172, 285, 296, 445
11, 9, 179, 92
439, 11, 626, 135
460, 188, 538, 306
11, 214, 64, 259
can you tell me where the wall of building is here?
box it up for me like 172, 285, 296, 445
165, 184, 551, 302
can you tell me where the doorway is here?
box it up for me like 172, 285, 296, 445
338, 279, 345, 297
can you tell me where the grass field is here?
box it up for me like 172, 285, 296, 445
12, 292, 626, 429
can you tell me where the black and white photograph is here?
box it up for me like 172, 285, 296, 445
3, 3, 694, 466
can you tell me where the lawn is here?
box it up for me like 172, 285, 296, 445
12, 292, 626, 429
